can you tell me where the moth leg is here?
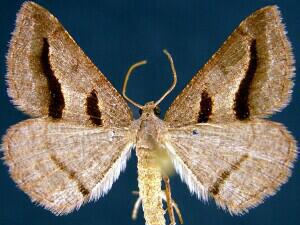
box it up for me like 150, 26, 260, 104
131, 189, 183, 224
163, 176, 176, 225
161, 191, 184, 225
131, 191, 142, 220
163, 176, 184, 225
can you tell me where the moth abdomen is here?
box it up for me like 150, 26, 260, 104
136, 146, 165, 225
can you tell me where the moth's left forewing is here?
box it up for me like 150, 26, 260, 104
7, 2, 132, 127
163, 121, 297, 214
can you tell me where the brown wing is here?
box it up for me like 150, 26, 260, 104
165, 6, 294, 126
163, 120, 296, 214
7, 2, 132, 127
2, 118, 134, 214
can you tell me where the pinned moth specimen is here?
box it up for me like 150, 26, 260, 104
2, 2, 297, 225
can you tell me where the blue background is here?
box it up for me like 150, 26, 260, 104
0, 1, 299, 225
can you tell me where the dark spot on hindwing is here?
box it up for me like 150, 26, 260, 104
86, 89, 103, 126
198, 90, 212, 123
234, 40, 258, 120
50, 155, 90, 197
209, 154, 248, 196
41, 38, 65, 119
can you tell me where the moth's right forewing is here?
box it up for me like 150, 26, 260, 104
2, 118, 134, 215
164, 121, 297, 214
7, 2, 132, 126
165, 6, 295, 126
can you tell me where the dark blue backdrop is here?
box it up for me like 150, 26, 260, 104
0, 1, 299, 225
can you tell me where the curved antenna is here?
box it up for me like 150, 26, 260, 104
155, 49, 177, 106
122, 60, 147, 109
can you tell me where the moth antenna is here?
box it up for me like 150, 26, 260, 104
155, 49, 177, 106
122, 60, 147, 109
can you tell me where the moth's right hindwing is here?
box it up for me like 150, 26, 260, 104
7, 2, 132, 127
164, 120, 297, 214
2, 119, 134, 215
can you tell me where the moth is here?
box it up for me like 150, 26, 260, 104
2, 2, 297, 225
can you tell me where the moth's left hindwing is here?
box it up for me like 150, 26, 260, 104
3, 119, 134, 214
7, 1, 132, 127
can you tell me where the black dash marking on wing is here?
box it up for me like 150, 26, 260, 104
234, 40, 258, 120
209, 154, 249, 196
198, 90, 212, 123
50, 155, 90, 197
86, 89, 103, 126
41, 38, 65, 119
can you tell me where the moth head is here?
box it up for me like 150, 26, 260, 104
139, 101, 161, 117
122, 49, 177, 116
